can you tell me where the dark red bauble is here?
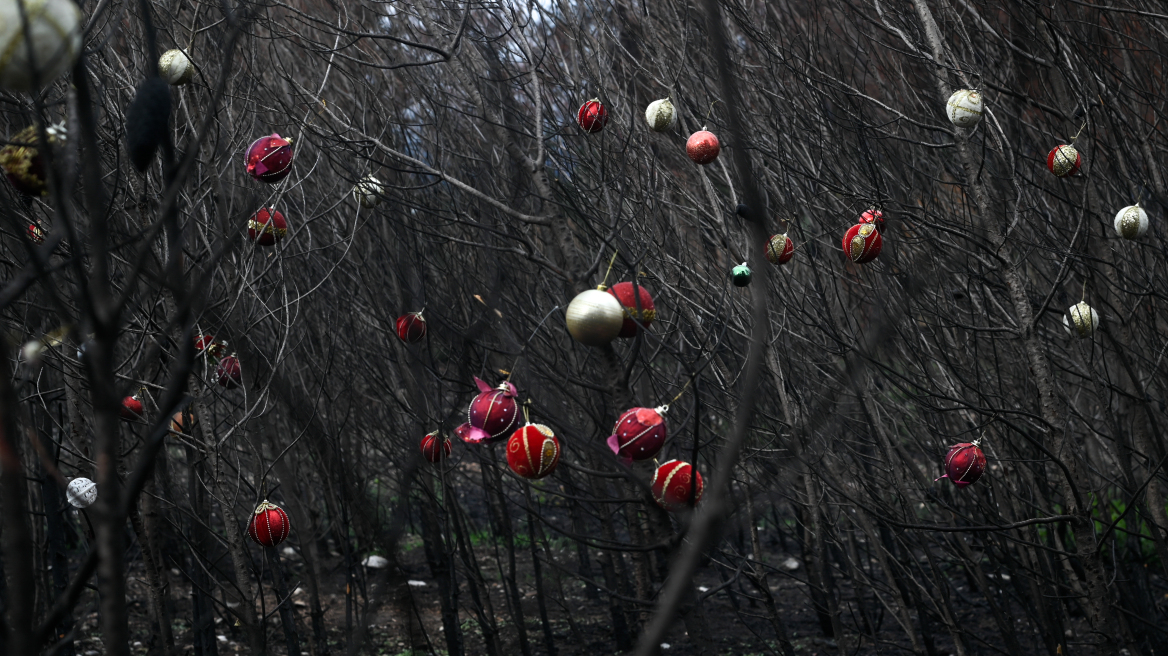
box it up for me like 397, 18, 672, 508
686, 130, 720, 165
194, 334, 225, 359
607, 406, 667, 462
506, 424, 561, 479
576, 99, 608, 133
420, 432, 452, 463
859, 209, 885, 233
942, 442, 987, 488
464, 378, 520, 444
1046, 144, 1081, 178
247, 500, 291, 547
764, 234, 794, 265
245, 133, 294, 183
120, 396, 144, 421
248, 208, 287, 246
842, 223, 883, 264
396, 312, 427, 343
216, 355, 242, 388
652, 460, 704, 512
608, 282, 656, 338
27, 223, 45, 244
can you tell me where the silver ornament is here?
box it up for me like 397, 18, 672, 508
159, 49, 194, 86
645, 98, 677, 132
354, 175, 384, 209
66, 477, 97, 508
1063, 301, 1099, 339
1113, 204, 1148, 240
566, 288, 624, 346
946, 89, 983, 128
0, 0, 83, 91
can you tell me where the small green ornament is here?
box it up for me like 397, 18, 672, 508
732, 263, 752, 287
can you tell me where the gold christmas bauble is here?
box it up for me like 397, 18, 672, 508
566, 288, 624, 346
645, 98, 677, 132
0, 0, 83, 91
1063, 301, 1099, 338
1113, 204, 1148, 240
946, 89, 983, 128
159, 49, 194, 85
354, 175, 384, 208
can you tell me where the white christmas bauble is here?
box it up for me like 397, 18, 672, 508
66, 477, 97, 508
158, 49, 194, 85
645, 98, 677, 132
1113, 204, 1148, 240
946, 89, 983, 128
1063, 301, 1099, 339
354, 175, 383, 209
0, 0, 83, 91
565, 288, 624, 346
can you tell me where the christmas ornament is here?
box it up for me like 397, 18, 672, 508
644, 98, 677, 132
125, 77, 171, 173
651, 460, 704, 511
1113, 204, 1148, 240
608, 282, 656, 338
506, 424, 561, 479
463, 378, 520, 444
566, 287, 624, 346
158, 49, 194, 85
607, 406, 667, 462
945, 89, 983, 128
764, 234, 794, 265
0, 123, 65, 196
842, 223, 882, 264
686, 128, 720, 165
120, 395, 144, 421
0, 0, 82, 91
27, 223, 45, 243
859, 208, 885, 233
216, 354, 242, 388
938, 442, 986, 488
354, 175, 383, 209
169, 410, 193, 434
247, 500, 291, 547
66, 477, 97, 508
194, 334, 225, 358
245, 133, 294, 183
420, 432, 451, 463
732, 263, 752, 287
1063, 301, 1099, 338
248, 208, 287, 246
395, 312, 427, 343
1046, 144, 1081, 178
577, 99, 608, 133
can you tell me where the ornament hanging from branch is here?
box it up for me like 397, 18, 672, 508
507, 424, 561, 479
607, 406, 668, 462
245, 133, 294, 183
216, 354, 242, 388
764, 234, 794, 265
859, 208, 885, 233
1113, 204, 1148, 240
566, 286, 624, 346
946, 89, 983, 128
937, 442, 987, 488
120, 395, 144, 421
686, 128, 720, 165
1064, 301, 1099, 338
652, 460, 704, 511
248, 208, 288, 246
0, 124, 66, 196
458, 377, 520, 445
66, 477, 97, 508
0, 0, 82, 91
159, 49, 195, 85
396, 312, 427, 343
577, 99, 608, 133
420, 432, 452, 463
644, 98, 677, 132
1046, 144, 1081, 178
354, 175, 384, 208
607, 282, 656, 338
842, 223, 882, 264
247, 500, 291, 547
732, 263, 752, 287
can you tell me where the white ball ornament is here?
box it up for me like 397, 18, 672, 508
354, 175, 384, 209
66, 477, 97, 508
1064, 301, 1099, 339
644, 98, 677, 132
158, 49, 194, 86
565, 287, 625, 346
0, 0, 83, 92
946, 89, 983, 128
1113, 204, 1148, 240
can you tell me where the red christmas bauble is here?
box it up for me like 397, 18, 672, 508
27, 223, 45, 244
506, 424, 561, 479
245, 134, 294, 183
764, 234, 794, 265
686, 130, 720, 165
942, 442, 987, 488
216, 355, 242, 388
651, 460, 704, 512
465, 378, 520, 444
247, 500, 291, 547
607, 407, 667, 461
607, 282, 656, 338
1046, 144, 1081, 178
194, 334, 225, 359
396, 312, 427, 343
420, 432, 452, 463
842, 223, 882, 264
859, 209, 884, 233
248, 208, 287, 246
576, 99, 608, 133
120, 396, 144, 421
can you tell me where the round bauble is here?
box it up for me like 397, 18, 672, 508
159, 49, 194, 85
0, 123, 65, 196
607, 406, 667, 462
842, 223, 882, 264
652, 460, 704, 511
507, 424, 561, 480
644, 98, 677, 132
859, 208, 885, 233
66, 477, 97, 508
1046, 144, 1081, 178
194, 333, 226, 359
420, 432, 452, 463
732, 263, 752, 287
566, 288, 624, 346
465, 378, 520, 444
396, 312, 427, 343
27, 222, 45, 243
0, 0, 82, 91
247, 500, 291, 547
577, 99, 608, 133
1063, 301, 1099, 339
1113, 204, 1148, 240
120, 396, 144, 421
946, 89, 983, 128
941, 443, 986, 488
216, 354, 242, 388
686, 129, 720, 165
608, 282, 656, 338
764, 234, 794, 265
354, 175, 384, 209
169, 410, 195, 435
248, 208, 287, 246
245, 133, 294, 183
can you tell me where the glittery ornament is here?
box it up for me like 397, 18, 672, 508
686, 128, 720, 165
607, 406, 667, 462
248, 208, 287, 246
420, 432, 452, 463
732, 263, 752, 287
216, 354, 242, 388
608, 282, 656, 338
66, 477, 97, 508
506, 424, 561, 479
194, 334, 226, 359
1113, 204, 1148, 240
859, 208, 884, 233
566, 287, 624, 346
652, 460, 704, 511
120, 396, 144, 421
27, 223, 45, 243
158, 49, 194, 85
0, 0, 82, 91
577, 99, 608, 133
354, 175, 383, 208
765, 234, 794, 265
245, 133, 294, 183
0, 123, 65, 196
1046, 144, 1081, 178
644, 98, 677, 132
842, 223, 882, 264
247, 500, 291, 547
1063, 301, 1099, 338
464, 378, 520, 444
939, 443, 986, 488
396, 312, 427, 343
946, 89, 983, 128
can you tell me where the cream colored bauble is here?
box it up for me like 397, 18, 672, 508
645, 98, 677, 132
946, 89, 983, 128
1063, 301, 1099, 339
0, 0, 83, 91
354, 175, 383, 209
158, 49, 194, 85
66, 477, 97, 508
565, 287, 624, 346
1113, 204, 1148, 240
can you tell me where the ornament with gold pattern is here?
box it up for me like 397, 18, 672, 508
652, 460, 704, 511
607, 282, 656, 338
1113, 204, 1148, 240
1046, 144, 1081, 178
765, 234, 794, 265
248, 208, 287, 246
842, 223, 882, 264
507, 423, 561, 480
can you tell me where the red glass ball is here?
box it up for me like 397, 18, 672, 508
842, 223, 882, 264
27, 223, 45, 243
120, 396, 144, 421
194, 334, 225, 358
396, 313, 427, 343
247, 501, 291, 547
607, 282, 656, 338
652, 460, 704, 511
859, 209, 884, 233
943, 443, 987, 488
506, 424, 561, 479
576, 100, 608, 133
467, 383, 520, 443
607, 407, 667, 461
1046, 144, 1081, 178
420, 432, 452, 463
686, 130, 720, 165
245, 134, 294, 183
216, 355, 242, 388
248, 208, 287, 246
764, 234, 794, 265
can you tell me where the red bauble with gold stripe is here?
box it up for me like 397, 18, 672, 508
941, 442, 987, 488
247, 500, 291, 547
245, 133, 294, 183
1046, 144, 1081, 178
420, 432, 452, 463
841, 223, 882, 264
396, 312, 427, 343
764, 234, 794, 265
859, 208, 884, 233
506, 424, 561, 479
577, 100, 608, 133
607, 282, 656, 338
194, 334, 225, 359
248, 208, 287, 246
651, 460, 704, 512
464, 378, 520, 444
606, 407, 667, 461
